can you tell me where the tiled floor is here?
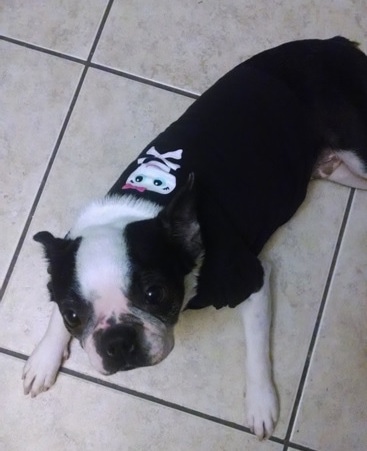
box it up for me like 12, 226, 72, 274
1, 1, 366, 450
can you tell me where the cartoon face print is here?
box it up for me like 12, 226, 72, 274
123, 163, 177, 194
122, 147, 183, 195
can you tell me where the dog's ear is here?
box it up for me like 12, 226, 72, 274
34, 231, 81, 267
158, 173, 202, 259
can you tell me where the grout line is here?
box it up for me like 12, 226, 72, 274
0, 35, 199, 101
89, 63, 199, 99
0, 1, 114, 302
282, 188, 355, 450
86, 0, 115, 62
0, 35, 86, 65
0, 346, 283, 445
286, 442, 319, 451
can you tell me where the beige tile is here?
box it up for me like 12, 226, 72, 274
94, 0, 367, 93
0, 0, 108, 58
0, 41, 82, 285
292, 189, 367, 451
0, 65, 351, 440
0, 354, 283, 451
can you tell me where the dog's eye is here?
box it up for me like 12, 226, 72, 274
63, 309, 81, 328
153, 179, 163, 186
145, 286, 165, 305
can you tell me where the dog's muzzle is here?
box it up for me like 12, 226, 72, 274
82, 311, 175, 375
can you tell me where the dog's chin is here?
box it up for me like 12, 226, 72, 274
97, 365, 133, 376
99, 359, 158, 375
90, 355, 168, 376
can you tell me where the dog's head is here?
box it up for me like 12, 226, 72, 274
34, 176, 202, 374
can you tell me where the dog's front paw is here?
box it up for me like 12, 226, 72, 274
244, 382, 279, 440
22, 338, 69, 397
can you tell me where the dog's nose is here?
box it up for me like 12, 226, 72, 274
101, 325, 138, 366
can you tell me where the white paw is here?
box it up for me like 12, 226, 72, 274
244, 382, 279, 440
22, 338, 69, 397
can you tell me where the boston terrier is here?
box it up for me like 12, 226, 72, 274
23, 37, 367, 440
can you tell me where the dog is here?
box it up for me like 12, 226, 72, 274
22, 37, 367, 440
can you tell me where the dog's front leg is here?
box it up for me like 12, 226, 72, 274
22, 304, 71, 397
240, 262, 279, 440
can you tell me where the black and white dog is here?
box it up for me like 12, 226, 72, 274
23, 37, 367, 440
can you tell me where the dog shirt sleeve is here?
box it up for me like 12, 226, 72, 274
187, 243, 264, 309
186, 195, 265, 310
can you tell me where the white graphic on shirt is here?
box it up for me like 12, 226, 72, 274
122, 146, 183, 194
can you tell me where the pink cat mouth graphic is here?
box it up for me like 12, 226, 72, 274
122, 183, 146, 192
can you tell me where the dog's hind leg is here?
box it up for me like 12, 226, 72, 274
312, 149, 367, 190
240, 262, 279, 440
22, 304, 71, 397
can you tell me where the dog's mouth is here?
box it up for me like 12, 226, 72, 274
97, 363, 136, 375
88, 350, 157, 375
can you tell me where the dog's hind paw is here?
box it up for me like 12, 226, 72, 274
22, 338, 68, 397
244, 382, 279, 440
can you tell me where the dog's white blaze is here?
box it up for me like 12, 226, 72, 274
75, 225, 130, 320
93, 287, 131, 328
69, 195, 162, 238
69, 195, 163, 325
